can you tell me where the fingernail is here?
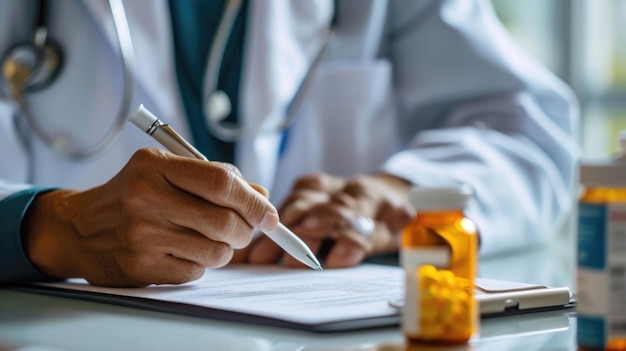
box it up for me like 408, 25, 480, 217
259, 212, 279, 233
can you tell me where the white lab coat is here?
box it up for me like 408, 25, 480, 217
0, 0, 578, 255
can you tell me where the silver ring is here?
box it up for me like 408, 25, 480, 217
350, 216, 375, 237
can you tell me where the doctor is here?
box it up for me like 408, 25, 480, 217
0, 0, 578, 287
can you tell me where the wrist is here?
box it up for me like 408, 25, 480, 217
22, 189, 81, 279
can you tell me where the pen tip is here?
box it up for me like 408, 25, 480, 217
306, 254, 323, 271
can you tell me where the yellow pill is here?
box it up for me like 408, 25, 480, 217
419, 319, 444, 339
419, 265, 438, 277
437, 270, 456, 287
420, 283, 441, 300
442, 301, 463, 324
420, 273, 439, 289
454, 276, 473, 291
456, 293, 471, 313
420, 299, 439, 321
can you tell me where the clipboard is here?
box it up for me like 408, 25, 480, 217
8, 264, 575, 333
387, 277, 575, 319
474, 278, 575, 317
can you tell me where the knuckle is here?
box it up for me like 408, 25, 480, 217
207, 166, 239, 199
205, 242, 234, 268
286, 198, 311, 213
400, 204, 416, 219
293, 173, 326, 190
129, 148, 153, 164
330, 192, 356, 208
130, 148, 167, 169
343, 176, 370, 196
216, 162, 244, 178
172, 264, 205, 284
213, 209, 239, 234
215, 210, 254, 249
232, 226, 254, 248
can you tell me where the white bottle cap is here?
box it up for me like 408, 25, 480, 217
409, 183, 473, 210
580, 131, 626, 187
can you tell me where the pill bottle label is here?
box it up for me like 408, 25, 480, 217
578, 203, 626, 348
400, 247, 450, 335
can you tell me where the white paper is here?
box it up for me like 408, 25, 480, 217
35, 264, 572, 325
37, 264, 404, 324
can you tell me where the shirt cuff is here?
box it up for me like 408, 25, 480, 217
0, 187, 58, 283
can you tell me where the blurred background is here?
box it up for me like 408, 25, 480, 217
490, 0, 626, 159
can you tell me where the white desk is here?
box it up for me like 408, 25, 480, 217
0, 235, 578, 351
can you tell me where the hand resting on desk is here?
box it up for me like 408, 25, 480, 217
234, 173, 414, 268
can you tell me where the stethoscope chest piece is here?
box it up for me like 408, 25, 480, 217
2, 27, 62, 93
205, 90, 232, 124
1, 0, 134, 160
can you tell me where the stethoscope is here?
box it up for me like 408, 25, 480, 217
0, 0, 335, 159
205, 0, 334, 142
1, 0, 134, 160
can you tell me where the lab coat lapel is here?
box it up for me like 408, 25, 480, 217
238, 0, 333, 189
81, 0, 178, 121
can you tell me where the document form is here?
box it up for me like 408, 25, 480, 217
27, 264, 404, 332
18, 264, 572, 332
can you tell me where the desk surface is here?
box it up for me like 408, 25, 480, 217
0, 233, 578, 351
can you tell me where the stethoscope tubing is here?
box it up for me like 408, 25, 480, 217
16, 0, 332, 156
202, 0, 334, 142
13, 0, 135, 160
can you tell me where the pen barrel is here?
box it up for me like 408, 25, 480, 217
263, 223, 319, 269
129, 105, 321, 270
152, 126, 207, 161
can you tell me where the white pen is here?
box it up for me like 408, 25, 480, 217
129, 104, 323, 271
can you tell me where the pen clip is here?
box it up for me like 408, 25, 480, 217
159, 124, 208, 161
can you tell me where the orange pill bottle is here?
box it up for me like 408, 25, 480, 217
577, 137, 626, 351
400, 184, 479, 344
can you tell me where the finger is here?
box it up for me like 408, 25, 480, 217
279, 190, 331, 226
324, 240, 367, 268
340, 179, 380, 216
161, 228, 235, 268
294, 204, 357, 239
116, 254, 207, 287
376, 201, 415, 234
137, 149, 278, 232
142, 181, 255, 249
229, 243, 254, 264
247, 235, 283, 264
329, 192, 358, 208
291, 173, 345, 193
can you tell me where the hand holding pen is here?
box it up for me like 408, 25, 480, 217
129, 105, 322, 271
23, 132, 284, 287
